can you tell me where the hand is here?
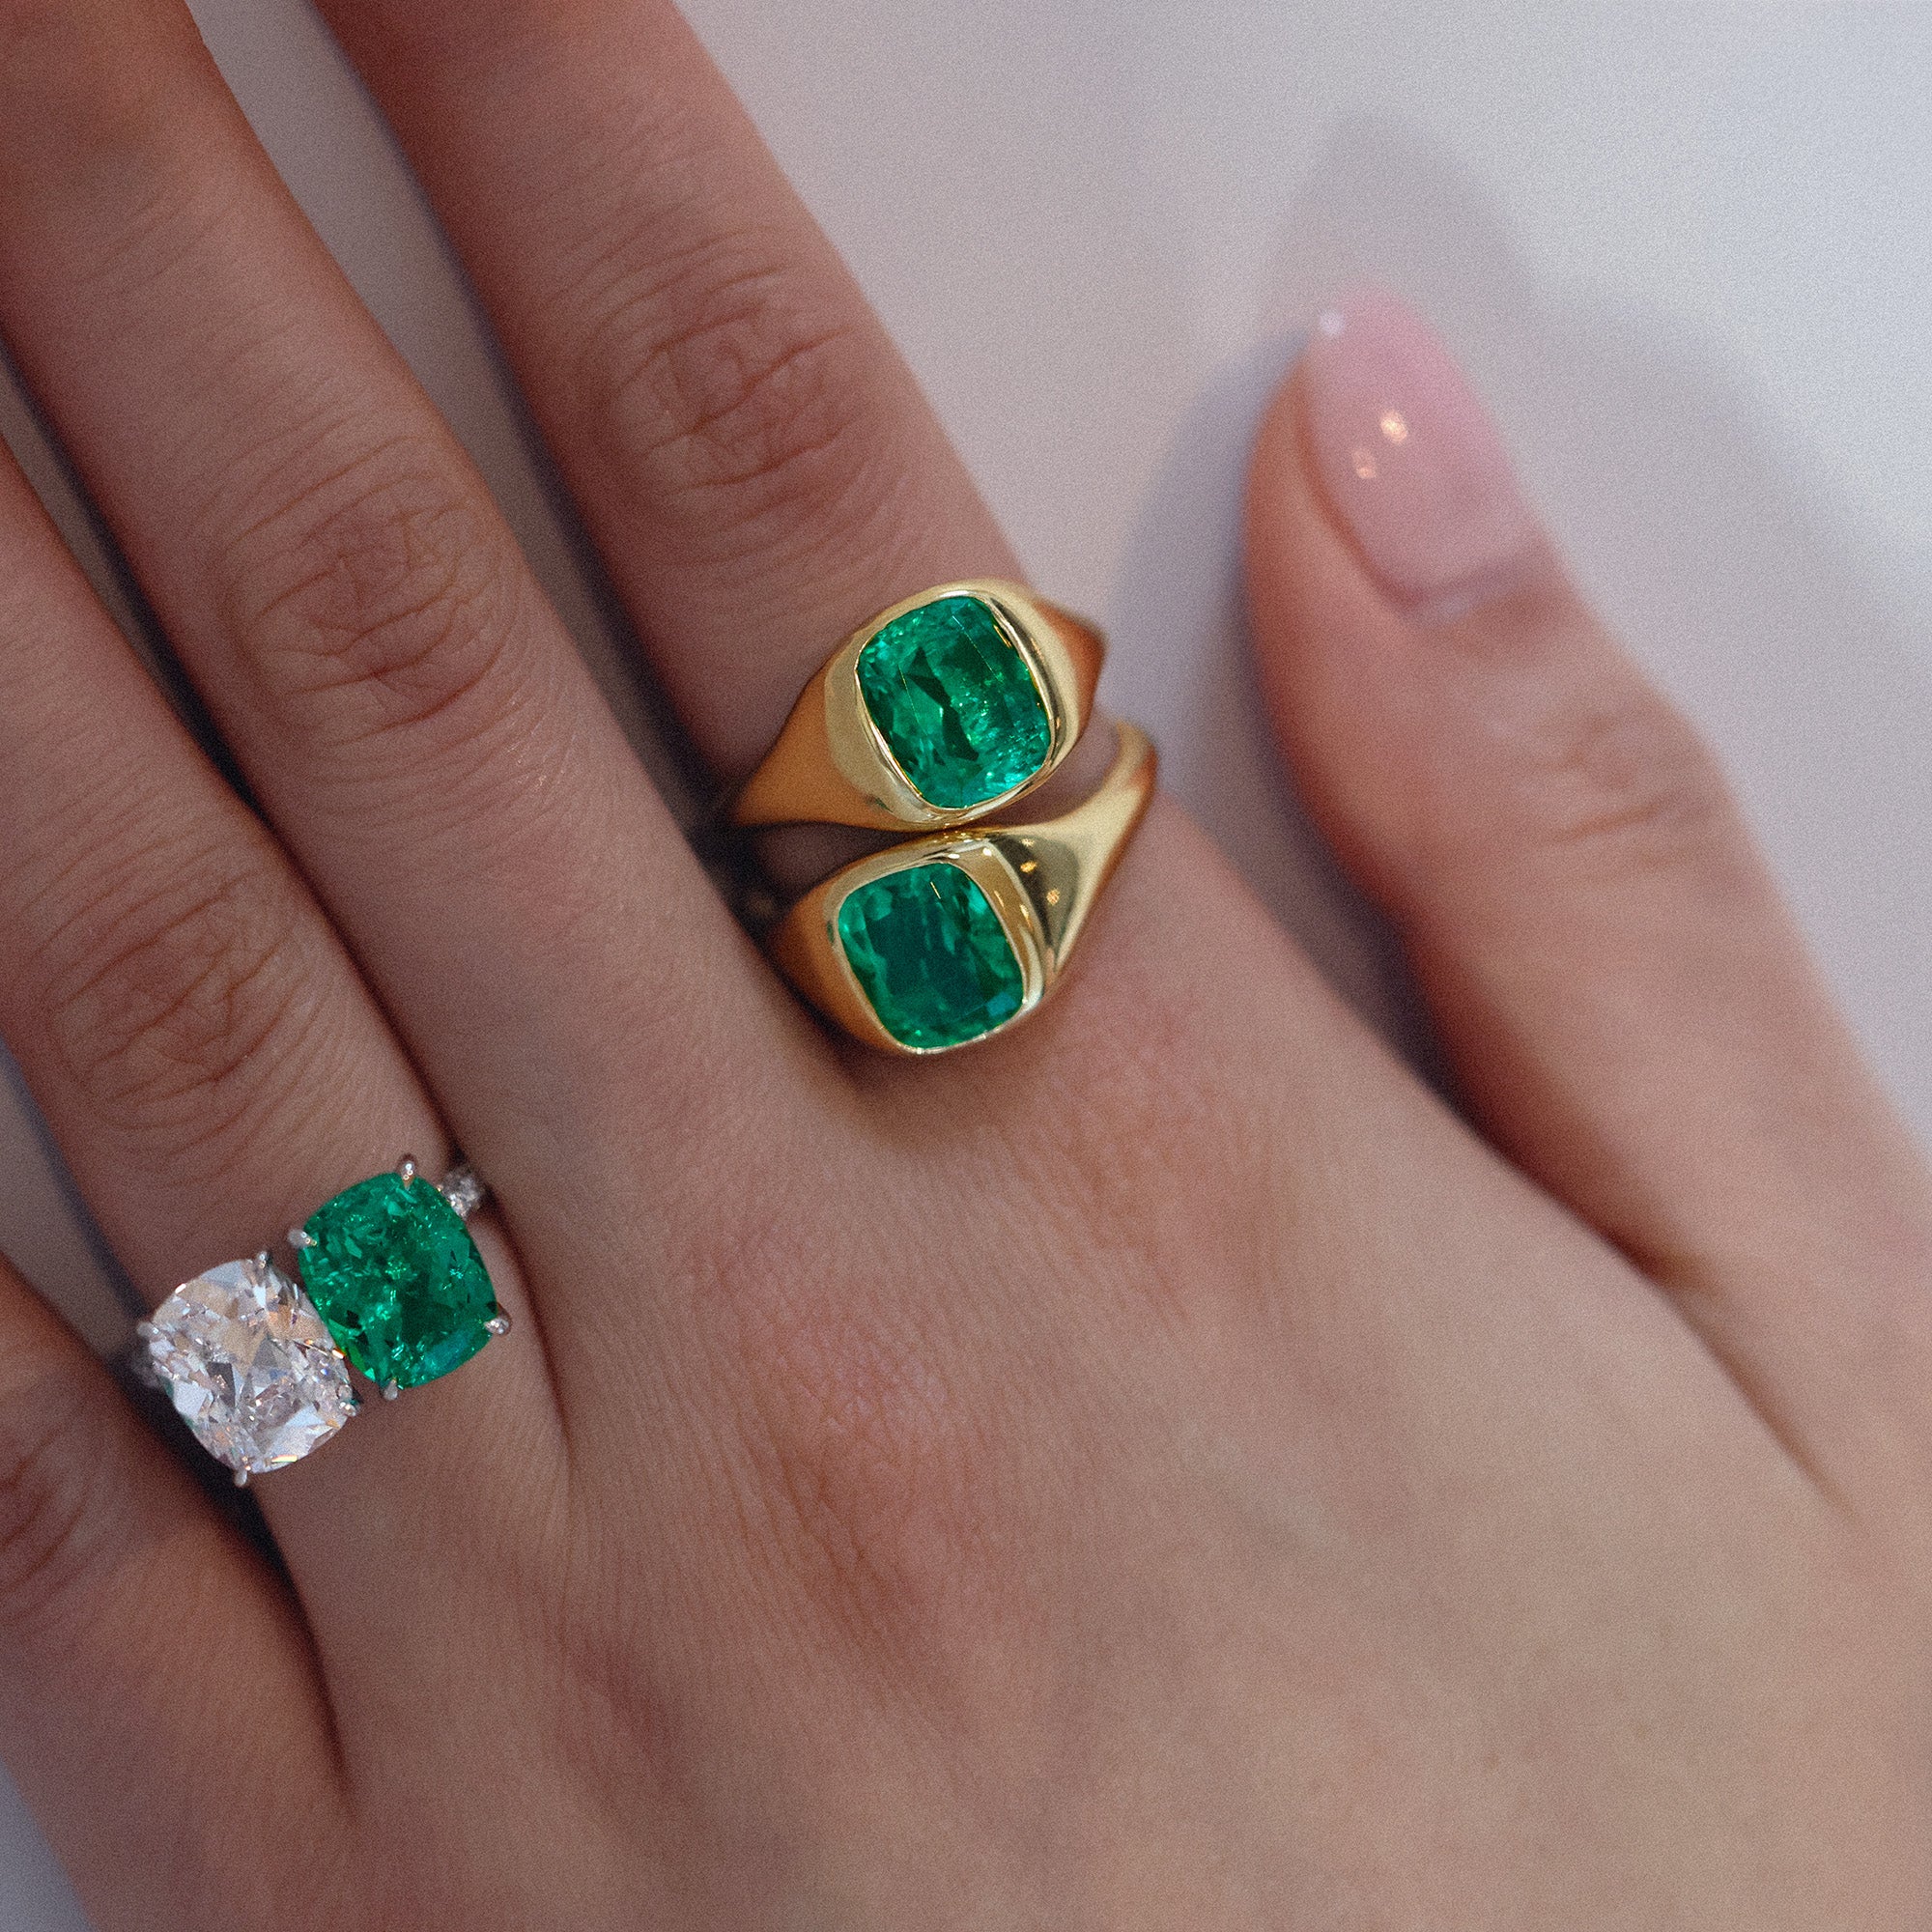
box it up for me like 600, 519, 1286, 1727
0, 3, 1926, 1927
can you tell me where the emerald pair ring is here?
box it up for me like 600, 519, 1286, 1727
139, 1158, 506, 1484
735, 581, 1155, 1054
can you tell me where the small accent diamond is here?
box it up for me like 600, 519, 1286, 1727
147, 1258, 357, 1478
437, 1161, 487, 1221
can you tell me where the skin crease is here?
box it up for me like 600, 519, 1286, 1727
0, 1, 1926, 1928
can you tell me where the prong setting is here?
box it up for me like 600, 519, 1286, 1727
142, 1256, 355, 1480
137, 1155, 501, 1478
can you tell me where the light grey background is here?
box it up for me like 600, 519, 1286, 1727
3, 3, 1928, 1922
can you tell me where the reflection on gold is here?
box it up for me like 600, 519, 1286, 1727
1380, 409, 1409, 444
1351, 447, 1378, 480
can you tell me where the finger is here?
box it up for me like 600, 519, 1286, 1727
1244, 290, 1932, 1481
0, 0, 808, 1245
309, 0, 1018, 781
0, 1254, 345, 1932
0, 424, 562, 1698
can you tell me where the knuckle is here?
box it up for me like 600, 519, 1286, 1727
582, 236, 877, 558
0, 1355, 116, 1646
219, 434, 525, 750
36, 836, 309, 1154
1503, 678, 1739, 880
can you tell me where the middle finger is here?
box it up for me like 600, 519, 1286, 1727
313, 0, 1022, 781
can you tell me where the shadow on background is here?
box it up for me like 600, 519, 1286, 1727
1106, 331, 1435, 1070
1111, 119, 1931, 1135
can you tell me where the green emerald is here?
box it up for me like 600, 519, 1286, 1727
856, 594, 1052, 810
836, 861, 1026, 1051
298, 1173, 499, 1391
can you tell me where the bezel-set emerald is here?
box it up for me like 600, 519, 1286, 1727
854, 592, 1055, 812
769, 721, 1157, 1061
294, 1161, 503, 1396
730, 577, 1101, 836
834, 853, 1035, 1052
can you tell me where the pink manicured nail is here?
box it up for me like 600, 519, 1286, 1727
1298, 292, 1538, 613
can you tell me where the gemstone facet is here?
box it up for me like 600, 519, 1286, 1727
147, 1258, 356, 1476
298, 1173, 500, 1391
836, 860, 1027, 1050
855, 594, 1052, 810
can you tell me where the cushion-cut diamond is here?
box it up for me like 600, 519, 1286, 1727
147, 1258, 356, 1477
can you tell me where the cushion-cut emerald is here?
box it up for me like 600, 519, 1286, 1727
837, 861, 1026, 1050
855, 594, 1052, 810
298, 1173, 499, 1390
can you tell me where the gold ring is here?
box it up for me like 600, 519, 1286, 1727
731, 579, 1104, 832
766, 722, 1156, 1055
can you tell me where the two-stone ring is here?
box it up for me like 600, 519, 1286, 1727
138, 1157, 505, 1484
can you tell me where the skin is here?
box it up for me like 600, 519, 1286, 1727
0, 1, 1927, 1926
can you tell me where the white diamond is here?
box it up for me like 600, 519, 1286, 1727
147, 1258, 356, 1476
437, 1161, 486, 1220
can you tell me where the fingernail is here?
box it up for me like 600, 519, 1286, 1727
1298, 291, 1539, 614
